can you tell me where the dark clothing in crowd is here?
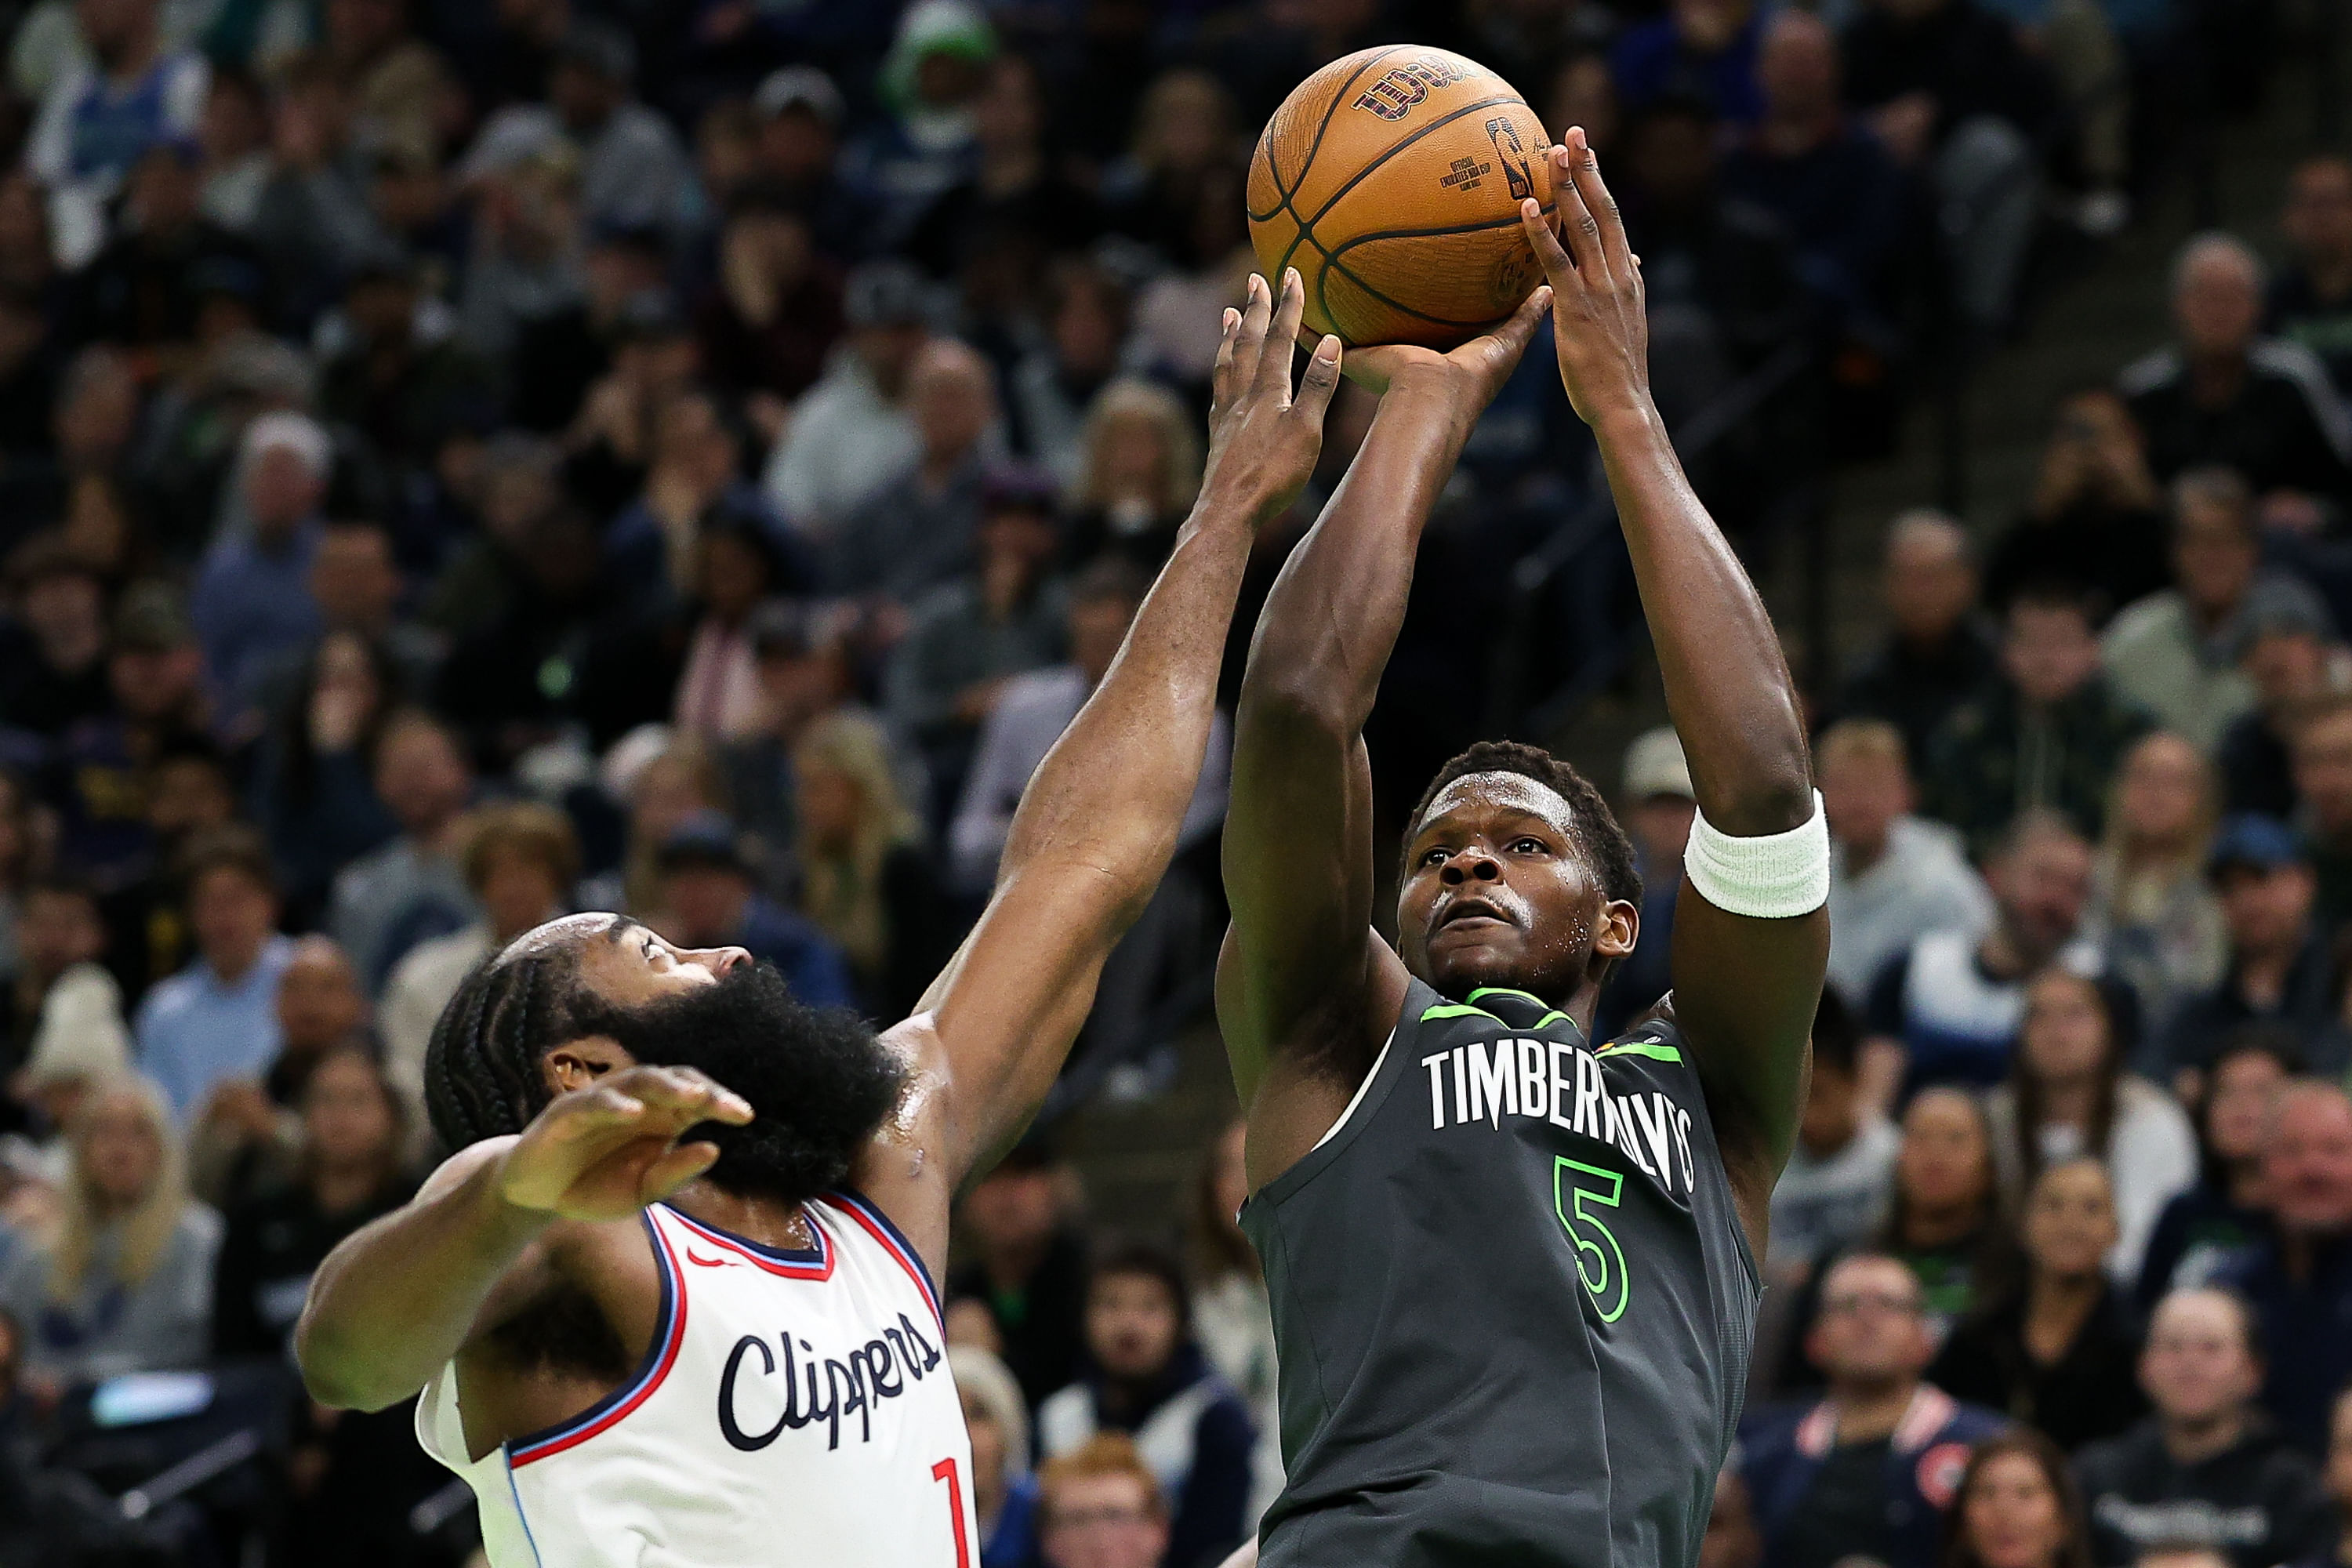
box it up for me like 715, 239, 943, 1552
2121, 344, 2352, 502
946, 1226, 1091, 1411
2074, 1417, 2333, 1568
1741, 1387, 2008, 1568
2221, 1232, 2352, 1455
2267, 267, 2352, 397
1982, 503, 2172, 622
213, 1174, 419, 1358
1922, 677, 2153, 852
2216, 707, 2302, 818
1831, 622, 2002, 777
2136, 1183, 2275, 1310
2158, 928, 2338, 1077
1927, 1287, 2147, 1452
1044, 1343, 1256, 1568
1839, 0, 2055, 141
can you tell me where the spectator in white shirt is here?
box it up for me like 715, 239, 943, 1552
762, 260, 931, 537
22, 0, 207, 268
1820, 717, 1994, 1005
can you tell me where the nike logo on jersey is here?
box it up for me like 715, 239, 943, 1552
718, 1312, 944, 1454
686, 1250, 739, 1269
1421, 1035, 1697, 1195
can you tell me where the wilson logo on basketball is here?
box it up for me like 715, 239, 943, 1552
1350, 56, 1468, 120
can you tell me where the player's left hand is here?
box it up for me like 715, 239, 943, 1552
1338, 284, 1552, 408
1519, 128, 1653, 429
1201, 268, 1343, 529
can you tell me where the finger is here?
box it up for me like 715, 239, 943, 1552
1566, 127, 1634, 277
1258, 267, 1306, 401
1290, 333, 1342, 424
640, 1141, 721, 1203
620, 1065, 753, 1126
554, 1086, 645, 1136
1210, 307, 1241, 415
1494, 285, 1554, 357
1519, 194, 1576, 289
1231, 271, 1271, 393
1549, 143, 1611, 285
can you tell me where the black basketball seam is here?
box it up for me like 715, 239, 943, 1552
1326, 253, 1511, 330
1322, 200, 1559, 259
1299, 93, 1526, 231
1248, 46, 1400, 223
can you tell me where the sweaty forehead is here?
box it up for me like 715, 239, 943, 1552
1418, 771, 1577, 837
499, 911, 630, 965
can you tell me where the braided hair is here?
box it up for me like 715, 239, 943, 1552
424, 942, 595, 1150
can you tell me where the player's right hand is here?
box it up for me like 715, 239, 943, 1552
1201, 268, 1341, 528
495, 1064, 753, 1223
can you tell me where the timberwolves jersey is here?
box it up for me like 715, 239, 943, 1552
1240, 980, 1759, 1568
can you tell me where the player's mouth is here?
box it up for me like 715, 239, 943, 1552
1435, 895, 1514, 931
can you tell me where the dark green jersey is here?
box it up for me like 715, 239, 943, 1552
1240, 979, 1760, 1568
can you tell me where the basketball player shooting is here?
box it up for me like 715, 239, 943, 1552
292, 274, 1343, 1567
1219, 132, 1831, 1568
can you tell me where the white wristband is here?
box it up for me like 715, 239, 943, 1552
1682, 789, 1830, 920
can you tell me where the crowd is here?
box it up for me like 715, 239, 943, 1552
0, 0, 2335, 1563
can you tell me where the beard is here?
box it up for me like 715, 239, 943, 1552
584, 961, 907, 1205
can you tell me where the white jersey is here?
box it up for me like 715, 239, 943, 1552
418, 1192, 979, 1568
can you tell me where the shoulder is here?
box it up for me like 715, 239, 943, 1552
177, 1202, 226, 1253
137, 967, 205, 1023
2117, 347, 2185, 399
2103, 591, 2185, 647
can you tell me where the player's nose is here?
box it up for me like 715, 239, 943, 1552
688, 945, 753, 975
1438, 848, 1502, 884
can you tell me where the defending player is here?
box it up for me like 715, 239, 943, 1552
293, 273, 1341, 1566
1219, 132, 1830, 1567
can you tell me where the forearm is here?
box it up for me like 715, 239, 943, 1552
295, 1142, 548, 1410
1594, 405, 1813, 834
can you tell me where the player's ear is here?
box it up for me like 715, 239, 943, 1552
544, 1035, 633, 1095
1594, 897, 1639, 962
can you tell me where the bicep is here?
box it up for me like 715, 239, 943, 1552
1669, 880, 1828, 1181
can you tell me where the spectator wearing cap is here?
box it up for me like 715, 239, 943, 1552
184, 932, 368, 1209
2101, 470, 2338, 753
458, 19, 693, 243
2218, 1082, 2352, 1454
833, 336, 1004, 599
2158, 816, 2336, 1090
651, 811, 852, 1008
326, 708, 477, 993
887, 466, 1068, 827
2122, 236, 2352, 506
190, 409, 328, 706
1831, 510, 2001, 771
761, 258, 931, 537
851, 1, 996, 241
23, 0, 209, 270
748, 65, 881, 267
71, 135, 264, 351
6, 879, 109, 1097
0, 532, 112, 738
695, 186, 845, 405
2217, 600, 2343, 819
133, 827, 293, 1125
1598, 726, 1696, 1041
1820, 717, 1994, 1008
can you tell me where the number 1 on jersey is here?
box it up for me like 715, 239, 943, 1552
1555, 1157, 1630, 1323
933, 1457, 972, 1568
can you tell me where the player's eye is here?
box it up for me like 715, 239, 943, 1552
1421, 846, 1450, 866
1511, 837, 1547, 855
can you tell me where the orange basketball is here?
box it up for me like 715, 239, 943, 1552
1247, 45, 1555, 351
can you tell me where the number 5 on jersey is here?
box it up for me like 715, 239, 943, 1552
1555, 1158, 1629, 1323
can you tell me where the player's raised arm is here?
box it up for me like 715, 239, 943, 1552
880, 271, 1340, 1210
1216, 290, 1552, 1170
1519, 131, 1828, 1216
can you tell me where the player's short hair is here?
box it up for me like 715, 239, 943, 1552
1037, 1432, 1167, 1529
1402, 739, 1643, 909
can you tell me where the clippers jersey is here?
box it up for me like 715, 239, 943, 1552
418, 1192, 978, 1568
1240, 982, 1760, 1568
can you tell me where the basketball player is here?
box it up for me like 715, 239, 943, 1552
292, 273, 1344, 1566
1219, 132, 1830, 1566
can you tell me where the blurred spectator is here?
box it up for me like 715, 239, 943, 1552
2294, 1387, 2352, 1568
1932, 1160, 2147, 1450
609, 390, 807, 615
24, 0, 209, 270
2221, 1081, 2352, 1454
955, 1342, 1043, 1568
245, 56, 387, 326
1189, 1117, 1279, 1523
666, 512, 801, 742
833, 336, 1001, 598
1740, 1251, 2006, 1568
1878, 1087, 2019, 1335
133, 826, 291, 1123
1835, 510, 1998, 770
1039, 1241, 1253, 1568
1062, 379, 1203, 575
1098, 68, 1239, 263
1613, 0, 1765, 124
0, 534, 112, 739
1013, 260, 1133, 492
1772, 991, 1900, 1283
190, 409, 328, 708
1926, 586, 2152, 854
763, 258, 931, 537
459, 20, 693, 243
1821, 717, 1994, 1007
2140, 1037, 2285, 1305
502, 220, 660, 434
7, 958, 130, 1162
184, 932, 362, 1207
0, 1072, 219, 1388
326, 707, 474, 992
583, 733, 725, 917
2102, 470, 2334, 752
949, 1140, 1091, 1410
855, 2, 995, 240
887, 468, 1067, 823
2292, 697, 2352, 925
1128, 164, 1250, 397
1036, 1430, 1170, 1568
196, 67, 269, 231
1944, 1432, 2098, 1568
1838, 0, 2051, 331
2120, 236, 2352, 506
379, 800, 575, 1119
1599, 726, 1696, 1040
2216, 604, 2342, 819
651, 811, 852, 1007
71, 136, 261, 354
746, 65, 877, 267
318, 254, 495, 474
1864, 810, 2099, 1097
2268, 156, 2352, 398
696, 187, 844, 405
2091, 732, 2227, 1034
249, 629, 401, 923
792, 712, 949, 1020
1987, 970, 2196, 1280
905, 53, 1100, 283
2076, 1287, 2330, 1568
1705, 1468, 1765, 1568
2158, 817, 2335, 1091
6, 880, 109, 1077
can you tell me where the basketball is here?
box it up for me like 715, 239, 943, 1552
1247, 46, 1556, 351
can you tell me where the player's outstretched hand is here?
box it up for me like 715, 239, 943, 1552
1338, 284, 1552, 410
1518, 128, 1653, 429
1202, 268, 1341, 528
496, 1063, 753, 1223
